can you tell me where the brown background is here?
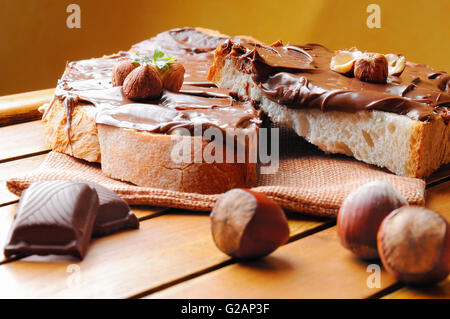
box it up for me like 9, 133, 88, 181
1, 0, 449, 95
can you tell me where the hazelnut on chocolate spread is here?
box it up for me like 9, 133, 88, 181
219, 40, 450, 122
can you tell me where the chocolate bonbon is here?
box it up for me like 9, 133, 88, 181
4, 181, 99, 260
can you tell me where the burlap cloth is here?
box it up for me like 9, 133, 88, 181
6, 128, 425, 217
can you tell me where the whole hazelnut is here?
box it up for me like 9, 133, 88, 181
354, 53, 389, 83
112, 59, 137, 87
337, 180, 408, 259
122, 64, 162, 100
377, 206, 450, 285
159, 62, 185, 92
210, 188, 290, 259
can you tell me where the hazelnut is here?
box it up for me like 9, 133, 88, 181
210, 189, 290, 259
122, 64, 162, 100
337, 180, 408, 259
330, 49, 362, 75
112, 59, 137, 87
354, 53, 389, 83
377, 206, 450, 285
159, 62, 185, 92
385, 53, 406, 77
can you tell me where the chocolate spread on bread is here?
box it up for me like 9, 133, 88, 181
47, 27, 449, 152
214, 40, 450, 122
44, 28, 260, 144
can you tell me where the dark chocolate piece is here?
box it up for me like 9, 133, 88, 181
85, 182, 139, 236
4, 181, 99, 260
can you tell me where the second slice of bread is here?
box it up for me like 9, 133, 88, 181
208, 57, 450, 178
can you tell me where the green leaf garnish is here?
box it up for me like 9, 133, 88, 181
153, 50, 165, 60
133, 50, 176, 71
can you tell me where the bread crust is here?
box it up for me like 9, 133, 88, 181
410, 118, 450, 178
97, 124, 257, 194
43, 99, 101, 163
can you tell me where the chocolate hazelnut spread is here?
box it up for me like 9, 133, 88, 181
219, 40, 450, 122
48, 27, 449, 149
45, 28, 260, 141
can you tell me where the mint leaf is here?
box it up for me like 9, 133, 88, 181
153, 50, 165, 60
132, 50, 177, 70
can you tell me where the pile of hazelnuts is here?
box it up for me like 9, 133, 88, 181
337, 180, 449, 285
210, 183, 449, 286
112, 55, 185, 100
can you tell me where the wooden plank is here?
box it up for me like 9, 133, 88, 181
0, 121, 49, 162
147, 226, 397, 299
0, 187, 19, 208
0, 207, 325, 298
0, 154, 47, 206
0, 89, 54, 126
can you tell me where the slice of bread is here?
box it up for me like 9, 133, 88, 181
208, 43, 450, 178
41, 28, 260, 194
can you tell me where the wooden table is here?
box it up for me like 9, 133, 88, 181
0, 89, 449, 299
